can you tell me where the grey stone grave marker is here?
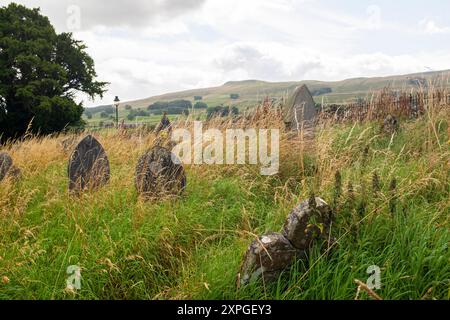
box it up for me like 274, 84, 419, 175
239, 197, 335, 286
0, 152, 13, 182
283, 84, 317, 130
135, 146, 186, 199
68, 135, 110, 193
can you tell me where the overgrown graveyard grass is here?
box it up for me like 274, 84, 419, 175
0, 104, 449, 300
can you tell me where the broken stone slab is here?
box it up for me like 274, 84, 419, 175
282, 197, 333, 251
68, 135, 110, 193
239, 232, 303, 286
135, 146, 186, 199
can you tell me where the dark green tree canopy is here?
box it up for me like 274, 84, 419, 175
147, 99, 193, 115
206, 105, 239, 119
0, 3, 107, 141
194, 101, 208, 109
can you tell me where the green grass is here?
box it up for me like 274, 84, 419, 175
0, 115, 448, 300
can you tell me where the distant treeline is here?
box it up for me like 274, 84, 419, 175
84, 98, 241, 121
147, 100, 208, 115
127, 109, 151, 121
84, 105, 114, 119
206, 105, 239, 119
311, 87, 332, 96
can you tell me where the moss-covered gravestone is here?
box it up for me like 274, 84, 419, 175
68, 135, 110, 193
239, 232, 301, 285
282, 197, 333, 250
239, 197, 335, 286
135, 146, 186, 199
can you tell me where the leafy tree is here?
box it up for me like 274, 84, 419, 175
148, 100, 192, 115
100, 111, 109, 118
206, 105, 239, 119
194, 96, 203, 101
86, 104, 112, 115
194, 101, 208, 109
0, 4, 107, 141
230, 93, 240, 100
168, 100, 192, 110
148, 101, 168, 111
127, 108, 149, 120
137, 109, 149, 117
125, 105, 132, 110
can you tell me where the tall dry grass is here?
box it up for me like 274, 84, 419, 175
0, 85, 448, 300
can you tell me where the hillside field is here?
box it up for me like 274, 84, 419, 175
86, 70, 450, 121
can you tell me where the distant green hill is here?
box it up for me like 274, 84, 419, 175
90, 69, 450, 113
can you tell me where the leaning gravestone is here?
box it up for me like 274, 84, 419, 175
239, 197, 334, 286
282, 197, 333, 250
68, 135, 110, 193
135, 146, 186, 199
0, 152, 13, 182
283, 85, 317, 130
239, 232, 301, 286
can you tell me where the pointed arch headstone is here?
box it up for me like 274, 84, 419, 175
283, 84, 317, 130
68, 135, 110, 193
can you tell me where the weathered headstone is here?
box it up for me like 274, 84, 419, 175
0, 152, 13, 182
282, 197, 333, 250
135, 146, 186, 198
68, 135, 110, 193
283, 85, 317, 130
239, 197, 335, 286
382, 114, 399, 134
239, 232, 301, 286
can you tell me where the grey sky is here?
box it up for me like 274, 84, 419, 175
1, 0, 449, 107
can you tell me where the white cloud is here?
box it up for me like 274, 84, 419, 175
0, 0, 206, 31
420, 18, 450, 35
2, 0, 449, 107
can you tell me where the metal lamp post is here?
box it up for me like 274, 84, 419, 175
114, 96, 120, 128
